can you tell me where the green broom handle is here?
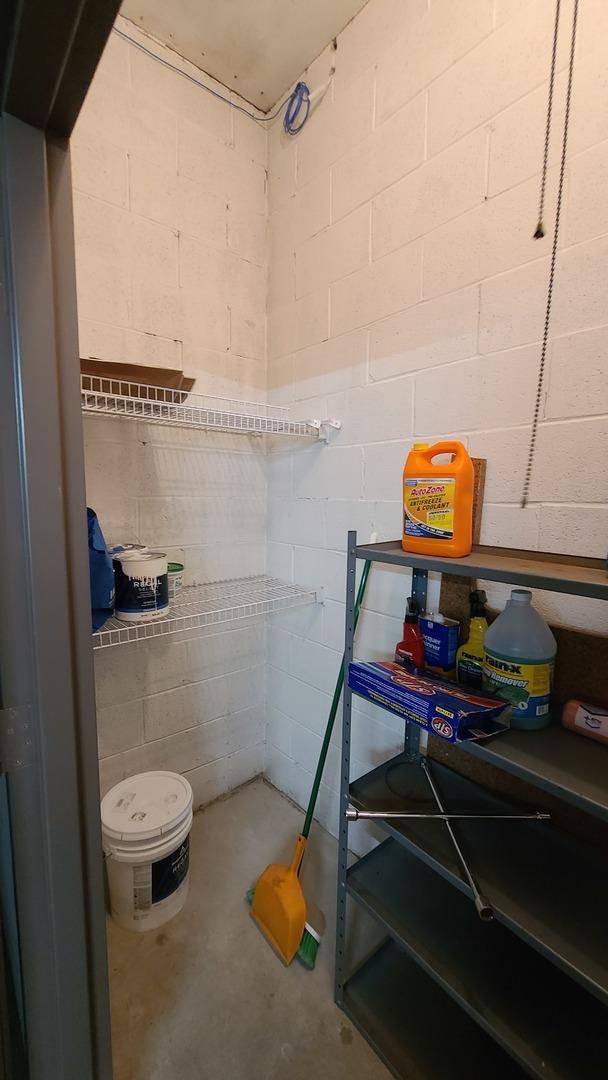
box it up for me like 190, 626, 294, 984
301, 560, 371, 840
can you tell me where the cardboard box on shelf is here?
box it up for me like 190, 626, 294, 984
349, 660, 509, 744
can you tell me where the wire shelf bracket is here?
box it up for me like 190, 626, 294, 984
313, 418, 342, 444
80, 374, 340, 439
92, 575, 316, 649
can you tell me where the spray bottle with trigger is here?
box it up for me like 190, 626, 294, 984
395, 596, 425, 670
456, 590, 488, 689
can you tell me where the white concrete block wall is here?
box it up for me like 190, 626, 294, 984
73, 16, 267, 394
74, 18, 268, 804
85, 418, 268, 805
266, 0, 608, 849
76, 4, 608, 834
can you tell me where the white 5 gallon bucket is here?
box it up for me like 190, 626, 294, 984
101, 772, 193, 932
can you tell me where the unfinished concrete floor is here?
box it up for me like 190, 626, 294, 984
108, 778, 389, 1080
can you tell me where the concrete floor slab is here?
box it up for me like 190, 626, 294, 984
108, 778, 389, 1079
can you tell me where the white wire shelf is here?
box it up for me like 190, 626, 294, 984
92, 575, 316, 649
81, 374, 339, 438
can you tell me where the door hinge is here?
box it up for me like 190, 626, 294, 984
0, 706, 33, 774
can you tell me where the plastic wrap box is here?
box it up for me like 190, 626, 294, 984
348, 660, 510, 743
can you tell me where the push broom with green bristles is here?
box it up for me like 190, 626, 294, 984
247, 556, 372, 969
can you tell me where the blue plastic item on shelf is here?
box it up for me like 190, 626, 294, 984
87, 507, 114, 631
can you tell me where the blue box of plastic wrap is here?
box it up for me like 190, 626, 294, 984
348, 660, 509, 743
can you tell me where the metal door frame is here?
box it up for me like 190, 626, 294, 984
0, 1, 120, 1076
0, 110, 112, 1080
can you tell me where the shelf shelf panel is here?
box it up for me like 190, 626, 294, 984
92, 576, 316, 649
342, 939, 524, 1080
348, 839, 606, 1080
462, 724, 608, 821
349, 752, 608, 1005
81, 374, 330, 438
354, 540, 608, 600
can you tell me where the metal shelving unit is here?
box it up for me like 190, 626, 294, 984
349, 753, 608, 1002
81, 373, 340, 439
342, 941, 523, 1080
92, 575, 315, 649
336, 531, 608, 1078
354, 539, 608, 600
347, 840, 606, 1080
462, 724, 608, 821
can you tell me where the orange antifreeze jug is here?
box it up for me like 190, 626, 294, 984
402, 441, 474, 558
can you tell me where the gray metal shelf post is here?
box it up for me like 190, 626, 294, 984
336, 534, 428, 1008
335, 531, 358, 1006
404, 567, 428, 760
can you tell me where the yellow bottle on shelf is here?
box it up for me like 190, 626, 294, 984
402, 440, 474, 558
456, 590, 488, 689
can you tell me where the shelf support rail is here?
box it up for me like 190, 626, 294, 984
404, 567, 428, 761
336, 536, 429, 1005
80, 374, 341, 440
335, 530, 358, 1007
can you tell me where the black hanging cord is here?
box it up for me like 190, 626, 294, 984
522, 0, 579, 509
533, 0, 562, 239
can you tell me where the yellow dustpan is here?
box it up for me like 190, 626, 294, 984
248, 558, 372, 968
251, 834, 306, 964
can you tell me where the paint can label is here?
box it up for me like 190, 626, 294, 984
114, 559, 169, 613
152, 836, 190, 904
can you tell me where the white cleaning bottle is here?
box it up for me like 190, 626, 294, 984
482, 589, 556, 730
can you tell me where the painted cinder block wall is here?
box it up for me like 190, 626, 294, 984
265, 0, 608, 849
74, 17, 269, 803
74, 4, 607, 834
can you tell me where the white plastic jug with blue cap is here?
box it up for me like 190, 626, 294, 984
482, 589, 557, 730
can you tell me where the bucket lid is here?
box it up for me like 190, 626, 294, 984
113, 551, 168, 578
101, 771, 193, 842
108, 543, 148, 556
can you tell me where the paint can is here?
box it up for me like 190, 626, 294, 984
167, 561, 184, 600
113, 551, 169, 622
101, 772, 193, 932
